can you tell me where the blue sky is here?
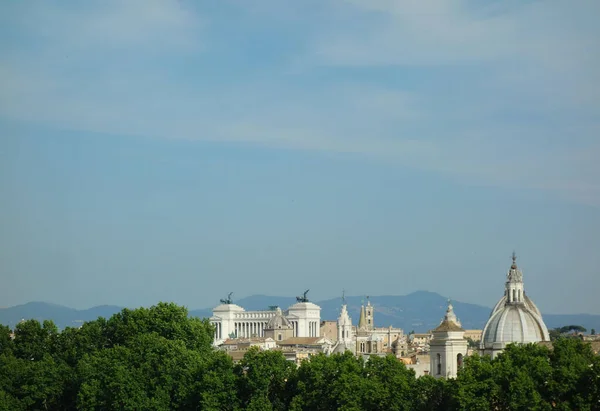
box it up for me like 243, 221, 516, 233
1, 0, 599, 314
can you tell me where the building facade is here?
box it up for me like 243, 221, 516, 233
210, 296, 321, 345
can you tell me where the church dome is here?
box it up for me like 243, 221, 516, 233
481, 304, 549, 348
266, 307, 292, 329
481, 254, 549, 354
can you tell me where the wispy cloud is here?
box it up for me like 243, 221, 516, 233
0, 0, 599, 204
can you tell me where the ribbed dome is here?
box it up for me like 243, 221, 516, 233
481, 254, 549, 354
481, 304, 549, 348
265, 307, 292, 329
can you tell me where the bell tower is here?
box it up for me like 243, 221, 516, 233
365, 297, 374, 330
337, 292, 354, 343
429, 301, 467, 379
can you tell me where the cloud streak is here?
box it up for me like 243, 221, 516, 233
0, 0, 599, 204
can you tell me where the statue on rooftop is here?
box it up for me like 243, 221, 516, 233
296, 289, 310, 303
220, 292, 233, 305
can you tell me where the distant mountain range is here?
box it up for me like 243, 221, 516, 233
2, 291, 599, 333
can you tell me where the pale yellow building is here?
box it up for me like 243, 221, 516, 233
464, 329, 483, 342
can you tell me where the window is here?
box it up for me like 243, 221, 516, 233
278, 333, 282, 341
457, 353, 463, 369
437, 354, 442, 375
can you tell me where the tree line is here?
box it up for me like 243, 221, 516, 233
1, 302, 599, 410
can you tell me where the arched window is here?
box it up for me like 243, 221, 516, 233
512, 289, 516, 302
437, 354, 442, 375
457, 353, 463, 370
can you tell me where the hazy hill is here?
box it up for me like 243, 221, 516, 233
2, 291, 599, 333
0, 302, 124, 329
200, 291, 600, 333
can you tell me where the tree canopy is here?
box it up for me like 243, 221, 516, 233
1, 304, 598, 410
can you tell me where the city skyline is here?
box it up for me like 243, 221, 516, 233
1, 1, 599, 314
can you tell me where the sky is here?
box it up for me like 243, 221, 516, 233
1, 0, 599, 315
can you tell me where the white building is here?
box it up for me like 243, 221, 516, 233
210, 293, 321, 345
480, 253, 550, 358
429, 301, 468, 379
331, 300, 356, 355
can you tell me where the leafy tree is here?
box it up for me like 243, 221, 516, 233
558, 325, 587, 335
0, 389, 25, 411
453, 352, 503, 410
77, 333, 206, 410
12, 320, 59, 361
412, 375, 450, 411
491, 343, 552, 410
104, 302, 213, 352
549, 328, 562, 341
290, 352, 366, 411
591, 328, 596, 336
361, 355, 416, 410
465, 337, 478, 348
546, 337, 598, 409
0, 325, 13, 356
0, 353, 69, 410
236, 347, 295, 410
190, 351, 239, 410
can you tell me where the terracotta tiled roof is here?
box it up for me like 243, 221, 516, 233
278, 337, 324, 345
221, 337, 269, 345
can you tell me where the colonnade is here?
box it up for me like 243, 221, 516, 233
234, 321, 269, 338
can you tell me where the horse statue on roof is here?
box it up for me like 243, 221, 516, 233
220, 292, 233, 305
296, 289, 310, 303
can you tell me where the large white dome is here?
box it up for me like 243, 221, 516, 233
480, 254, 550, 356
481, 304, 549, 348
